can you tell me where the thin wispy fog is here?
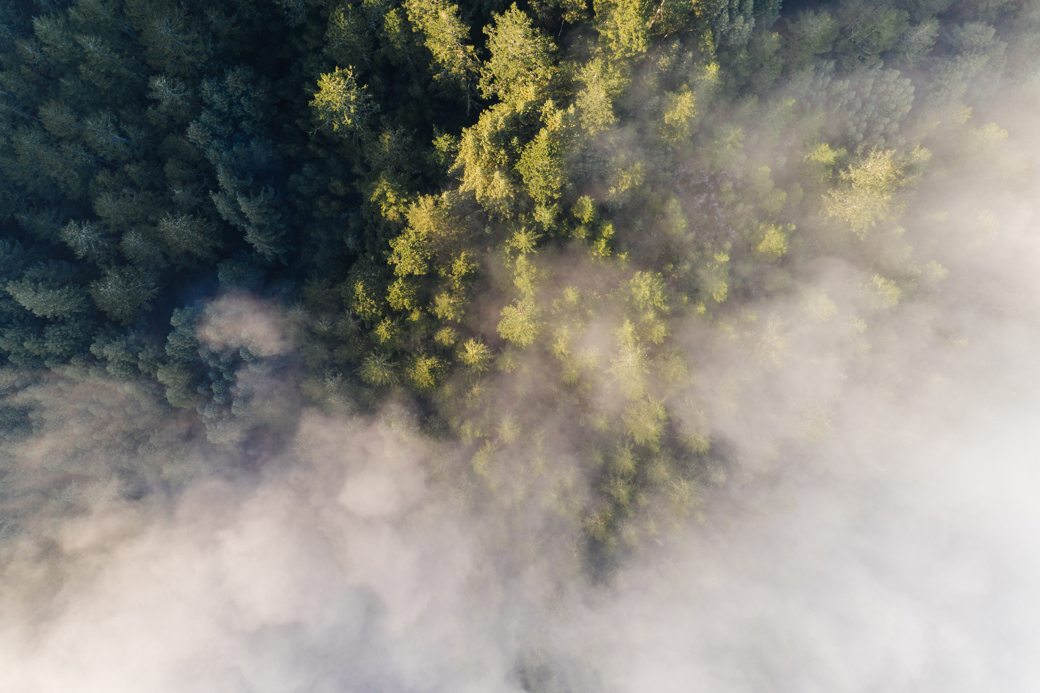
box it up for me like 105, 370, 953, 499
5, 85, 1040, 690
2, 0, 1039, 690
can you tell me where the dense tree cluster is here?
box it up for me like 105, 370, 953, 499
2, 0, 1038, 557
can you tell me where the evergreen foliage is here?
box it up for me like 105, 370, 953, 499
1, 0, 1038, 555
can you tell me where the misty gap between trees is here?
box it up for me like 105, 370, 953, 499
2, 0, 1040, 690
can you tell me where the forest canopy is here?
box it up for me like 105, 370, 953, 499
1, 0, 1038, 558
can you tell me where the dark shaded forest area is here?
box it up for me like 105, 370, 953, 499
1, 0, 1037, 556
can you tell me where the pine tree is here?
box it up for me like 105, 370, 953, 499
311, 66, 378, 136
89, 265, 158, 324
6, 264, 87, 319
405, 0, 479, 93
480, 5, 557, 105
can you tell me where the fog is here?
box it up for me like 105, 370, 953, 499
2, 68, 1040, 693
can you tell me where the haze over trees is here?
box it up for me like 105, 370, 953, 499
1, 0, 1037, 559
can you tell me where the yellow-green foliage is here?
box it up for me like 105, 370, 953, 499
407, 354, 445, 391
459, 339, 492, 372
310, 67, 376, 133
629, 271, 669, 342
869, 273, 902, 308
498, 297, 543, 347
610, 320, 649, 399
574, 58, 623, 134
404, 0, 478, 86
590, 222, 614, 258
661, 84, 698, 144
508, 227, 542, 256
517, 107, 568, 205
454, 103, 522, 213
374, 317, 403, 347
445, 252, 478, 289
479, 4, 556, 105
825, 149, 904, 236
702, 252, 731, 304
623, 397, 667, 447
0, 0, 1015, 560
387, 277, 420, 312
434, 326, 458, 346
805, 141, 846, 180
390, 195, 461, 276
756, 223, 791, 261
363, 172, 409, 225
595, 0, 650, 60
344, 271, 385, 323
573, 196, 596, 224
433, 290, 465, 321
629, 271, 668, 313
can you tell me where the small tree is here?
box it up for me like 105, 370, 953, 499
89, 266, 158, 324
310, 67, 378, 136
824, 149, 903, 236
480, 5, 556, 104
